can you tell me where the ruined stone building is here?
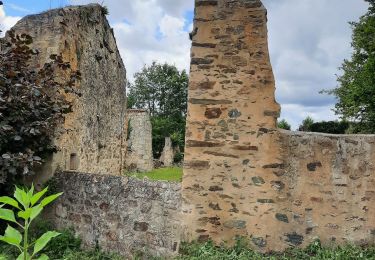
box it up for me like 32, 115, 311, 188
182, 0, 375, 251
2, 4, 128, 184
1, 0, 374, 257
125, 109, 153, 172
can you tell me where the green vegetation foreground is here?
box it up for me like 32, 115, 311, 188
2, 234, 374, 259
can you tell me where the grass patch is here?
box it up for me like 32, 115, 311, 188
178, 239, 375, 260
127, 167, 183, 182
2, 223, 374, 259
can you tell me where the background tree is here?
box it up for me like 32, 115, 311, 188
277, 119, 291, 130
127, 62, 188, 158
298, 116, 314, 132
0, 31, 77, 192
324, 0, 375, 133
309, 121, 350, 134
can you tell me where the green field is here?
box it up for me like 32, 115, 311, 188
127, 167, 183, 182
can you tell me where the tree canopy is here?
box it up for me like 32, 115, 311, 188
325, 0, 375, 133
277, 119, 291, 130
127, 62, 188, 158
298, 116, 314, 132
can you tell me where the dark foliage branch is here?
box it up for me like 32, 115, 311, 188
0, 31, 80, 184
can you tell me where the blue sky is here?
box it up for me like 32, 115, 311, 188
0, 0, 369, 129
4, 0, 69, 15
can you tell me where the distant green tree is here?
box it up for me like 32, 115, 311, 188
298, 116, 314, 132
127, 62, 188, 157
324, 0, 375, 133
309, 121, 350, 134
277, 119, 291, 130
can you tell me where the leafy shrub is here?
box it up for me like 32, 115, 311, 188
0, 185, 62, 259
28, 221, 81, 259
309, 121, 350, 134
0, 31, 79, 190
278, 119, 291, 130
173, 152, 184, 164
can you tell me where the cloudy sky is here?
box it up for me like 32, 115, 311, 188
0, 0, 369, 129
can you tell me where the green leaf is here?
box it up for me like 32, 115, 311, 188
30, 205, 43, 221
40, 193, 63, 207
18, 208, 31, 220
28, 184, 34, 198
16, 253, 24, 260
30, 187, 48, 206
0, 197, 20, 209
36, 254, 49, 260
1, 225, 22, 246
0, 235, 20, 248
14, 187, 30, 209
33, 231, 60, 255
0, 208, 17, 223
16, 252, 31, 260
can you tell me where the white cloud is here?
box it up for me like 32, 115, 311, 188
0, 6, 21, 37
69, 0, 192, 80
4, 0, 370, 129
263, 0, 368, 128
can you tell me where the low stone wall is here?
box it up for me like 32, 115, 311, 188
278, 130, 375, 247
48, 172, 181, 257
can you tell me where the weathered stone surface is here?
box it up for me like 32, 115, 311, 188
205, 108, 222, 119
48, 171, 181, 258
189, 98, 233, 105
160, 137, 175, 167
285, 233, 304, 246
3, 4, 128, 186
306, 161, 322, 171
182, 0, 282, 251
228, 109, 242, 118
184, 160, 210, 170
20, 1, 375, 256
223, 220, 246, 229
252, 237, 267, 248
186, 140, 225, 148
203, 151, 239, 159
182, 0, 375, 252
275, 213, 289, 223
125, 110, 153, 172
252, 176, 265, 186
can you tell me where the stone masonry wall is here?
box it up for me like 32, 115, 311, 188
125, 110, 153, 172
182, 0, 375, 252
160, 137, 175, 167
277, 131, 375, 248
49, 171, 181, 257
182, 0, 283, 249
3, 5, 127, 186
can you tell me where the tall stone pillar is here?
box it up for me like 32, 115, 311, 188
182, 0, 285, 251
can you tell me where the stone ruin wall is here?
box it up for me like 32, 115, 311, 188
278, 131, 375, 247
125, 110, 154, 172
182, 0, 375, 252
182, 0, 283, 248
48, 171, 181, 257
3, 4, 128, 185
1, 0, 373, 256
160, 137, 175, 167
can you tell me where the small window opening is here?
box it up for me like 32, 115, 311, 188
70, 153, 79, 171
